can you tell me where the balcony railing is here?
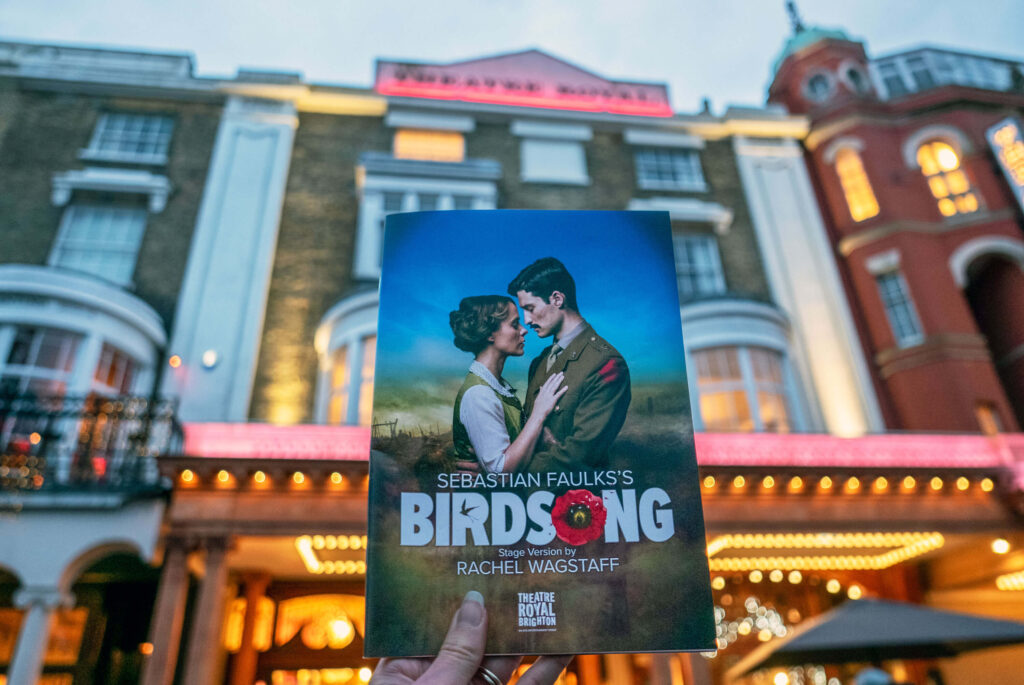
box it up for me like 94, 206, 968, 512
0, 393, 181, 493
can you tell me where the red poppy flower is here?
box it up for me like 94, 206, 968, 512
550, 489, 606, 546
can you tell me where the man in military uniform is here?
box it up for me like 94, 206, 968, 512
508, 257, 631, 473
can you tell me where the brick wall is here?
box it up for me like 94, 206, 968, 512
249, 114, 389, 422
0, 85, 221, 327
249, 113, 775, 422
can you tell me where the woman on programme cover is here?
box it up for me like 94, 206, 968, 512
449, 295, 566, 473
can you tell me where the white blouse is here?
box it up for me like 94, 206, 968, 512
460, 361, 515, 473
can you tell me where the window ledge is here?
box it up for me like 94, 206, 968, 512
359, 151, 502, 181
628, 197, 734, 233
638, 180, 709, 193
521, 175, 591, 186
78, 149, 169, 166
51, 167, 171, 213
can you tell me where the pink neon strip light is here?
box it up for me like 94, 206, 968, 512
376, 81, 674, 117
182, 423, 1023, 469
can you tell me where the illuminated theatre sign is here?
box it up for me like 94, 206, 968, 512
375, 49, 673, 117
988, 117, 1024, 214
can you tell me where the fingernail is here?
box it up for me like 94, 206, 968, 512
458, 590, 484, 627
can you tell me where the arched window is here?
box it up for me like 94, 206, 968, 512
693, 346, 792, 433
804, 72, 834, 102
834, 148, 879, 221
916, 140, 978, 217
326, 334, 376, 427
315, 291, 379, 427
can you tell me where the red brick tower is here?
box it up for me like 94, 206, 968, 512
769, 8, 1024, 432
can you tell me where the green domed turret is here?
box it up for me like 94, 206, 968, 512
772, 26, 853, 75
771, 1, 855, 75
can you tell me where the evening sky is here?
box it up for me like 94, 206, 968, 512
2, 1, 1023, 112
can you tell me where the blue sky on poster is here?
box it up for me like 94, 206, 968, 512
2, 0, 1023, 112
375, 211, 687, 386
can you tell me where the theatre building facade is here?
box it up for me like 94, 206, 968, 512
0, 35, 1022, 685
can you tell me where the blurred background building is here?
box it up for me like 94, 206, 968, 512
0, 7, 1023, 685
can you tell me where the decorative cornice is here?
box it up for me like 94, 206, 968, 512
628, 197, 734, 233
875, 333, 992, 378
838, 209, 1018, 256
51, 167, 171, 213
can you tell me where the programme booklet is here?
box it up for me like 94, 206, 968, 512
364, 210, 715, 656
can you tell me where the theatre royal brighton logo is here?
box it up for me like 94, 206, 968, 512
517, 592, 556, 631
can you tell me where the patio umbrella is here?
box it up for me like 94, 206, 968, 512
726, 598, 1024, 680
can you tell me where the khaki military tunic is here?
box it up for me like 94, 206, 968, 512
521, 322, 631, 473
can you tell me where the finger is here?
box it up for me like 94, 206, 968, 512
516, 655, 574, 685
418, 592, 487, 685
370, 657, 430, 684
544, 373, 564, 388
474, 655, 523, 684
554, 386, 569, 399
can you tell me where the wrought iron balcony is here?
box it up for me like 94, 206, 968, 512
0, 393, 181, 494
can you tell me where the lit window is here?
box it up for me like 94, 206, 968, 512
327, 346, 348, 425
916, 141, 978, 217
327, 335, 376, 426
85, 112, 174, 162
520, 139, 588, 184
93, 343, 137, 396
358, 336, 376, 427
673, 235, 725, 300
50, 205, 148, 286
875, 271, 924, 347
834, 148, 879, 221
635, 148, 706, 191
693, 346, 791, 433
393, 129, 465, 163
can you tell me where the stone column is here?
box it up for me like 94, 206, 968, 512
575, 655, 602, 685
603, 654, 634, 685
649, 654, 673, 685
680, 653, 713, 685
230, 572, 270, 685
182, 537, 231, 684
140, 538, 192, 685
7, 587, 73, 685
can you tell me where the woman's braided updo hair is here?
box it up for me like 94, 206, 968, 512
449, 295, 515, 354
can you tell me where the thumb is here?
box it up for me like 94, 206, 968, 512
418, 591, 488, 685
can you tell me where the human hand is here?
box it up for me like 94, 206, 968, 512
532, 373, 568, 419
370, 591, 573, 685
456, 460, 482, 474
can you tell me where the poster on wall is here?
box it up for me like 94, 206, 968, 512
364, 210, 715, 656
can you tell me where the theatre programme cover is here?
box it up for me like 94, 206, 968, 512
364, 210, 715, 656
